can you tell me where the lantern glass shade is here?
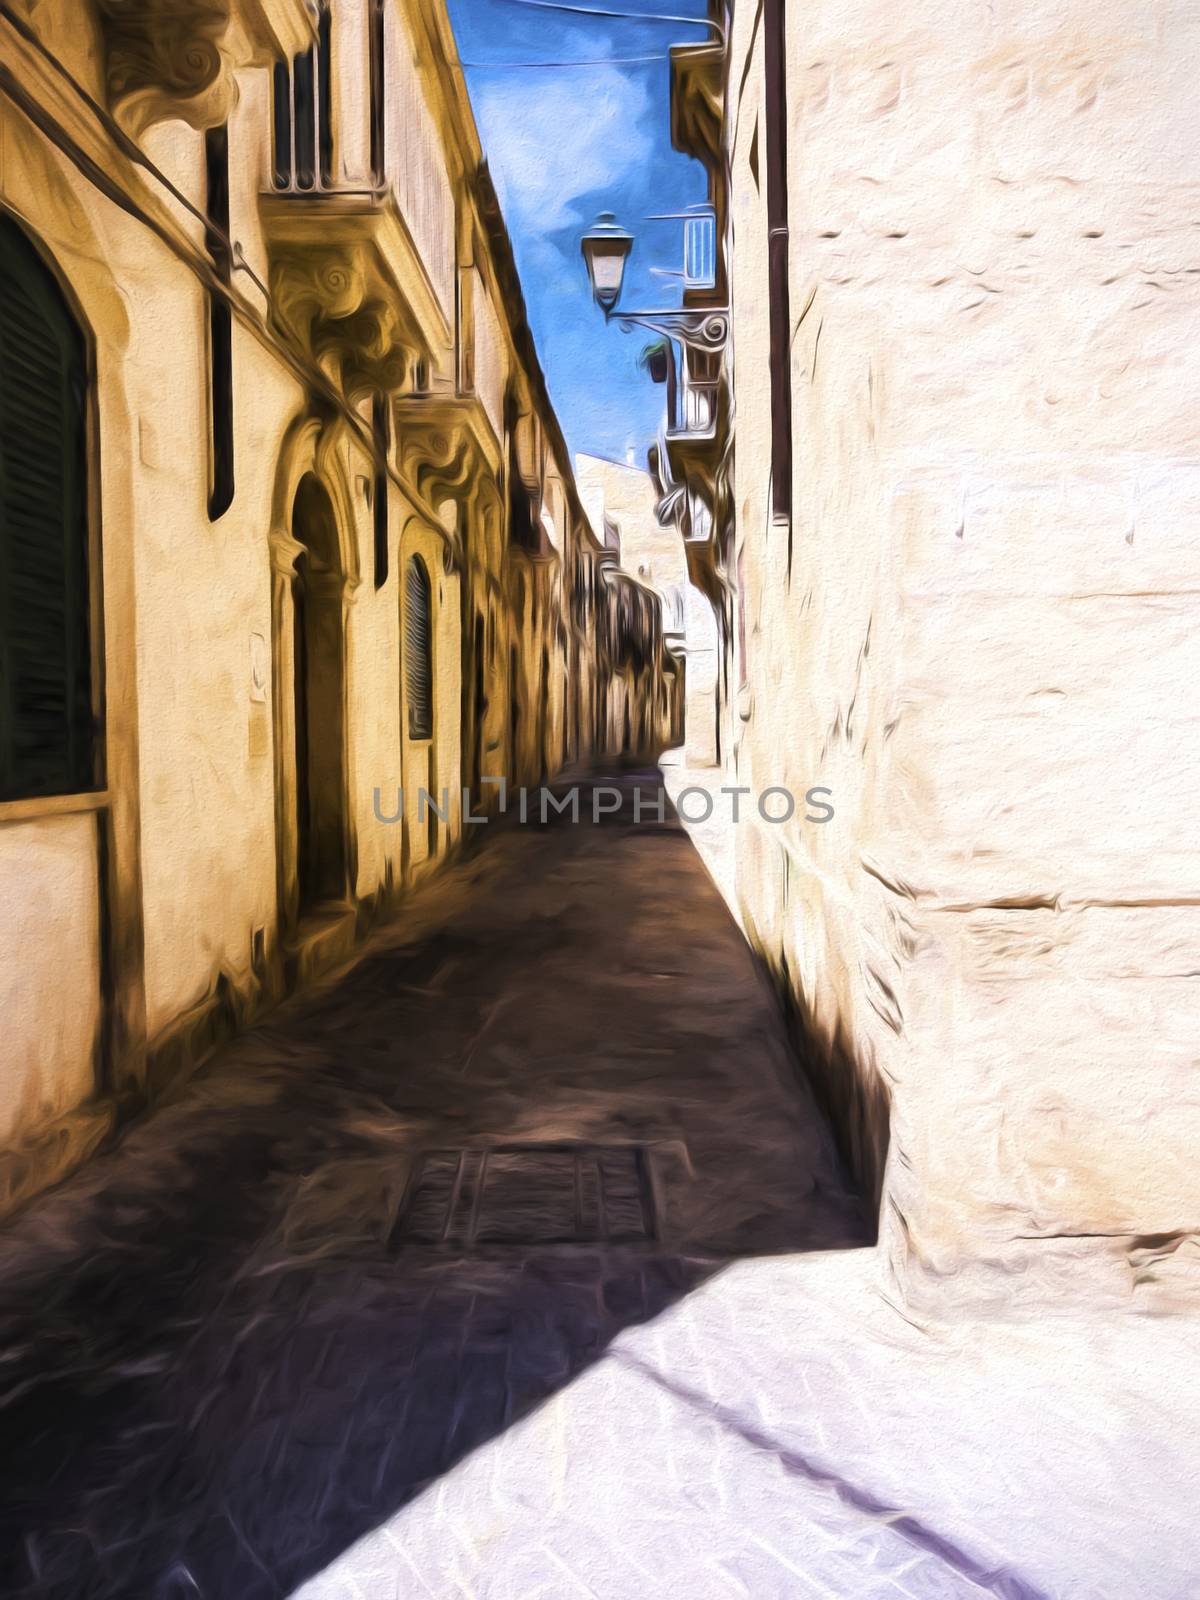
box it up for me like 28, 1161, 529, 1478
581, 212, 632, 312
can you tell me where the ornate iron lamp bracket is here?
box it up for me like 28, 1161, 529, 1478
610, 308, 728, 353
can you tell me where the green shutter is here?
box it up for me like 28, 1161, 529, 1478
0, 215, 94, 801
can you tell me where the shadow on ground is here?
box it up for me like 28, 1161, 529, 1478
0, 771, 869, 1599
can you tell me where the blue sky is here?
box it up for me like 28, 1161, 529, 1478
444, 0, 712, 467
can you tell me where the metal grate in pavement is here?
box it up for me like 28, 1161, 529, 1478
393, 1144, 657, 1248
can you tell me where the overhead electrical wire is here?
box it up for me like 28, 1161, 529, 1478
460, 54, 666, 67
494, 0, 722, 36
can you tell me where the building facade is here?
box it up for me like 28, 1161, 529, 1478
674, 0, 1200, 1300
0, 0, 675, 1214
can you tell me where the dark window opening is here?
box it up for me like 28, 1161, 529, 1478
509, 644, 520, 770
205, 122, 234, 521
317, 2, 333, 188
0, 214, 96, 801
292, 45, 316, 190
274, 3, 333, 192
404, 556, 433, 741
372, 392, 389, 588
764, 0, 792, 527
471, 610, 486, 799
369, 0, 386, 186
271, 61, 291, 189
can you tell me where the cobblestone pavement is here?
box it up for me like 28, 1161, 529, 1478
3, 772, 1197, 1600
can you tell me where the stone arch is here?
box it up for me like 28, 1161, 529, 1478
267, 413, 360, 935
289, 473, 349, 913
267, 412, 361, 593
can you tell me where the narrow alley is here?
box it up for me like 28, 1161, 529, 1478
0, 774, 868, 1598
3, 0, 1200, 1595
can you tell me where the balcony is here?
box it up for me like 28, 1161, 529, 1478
262, 189, 452, 399
652, 421, 725, 609
664, 350, 724, 489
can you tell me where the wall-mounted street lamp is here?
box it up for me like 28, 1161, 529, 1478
579, 212, 632, 314
580, 211, 727, 352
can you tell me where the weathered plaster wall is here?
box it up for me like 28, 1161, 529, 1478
728, 0, 1200, 1296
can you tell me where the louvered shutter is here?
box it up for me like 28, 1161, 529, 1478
0, 217, 93, 801
404, 557, 433, 740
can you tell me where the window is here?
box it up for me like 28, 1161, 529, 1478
764, 0, 792, 526
369, 0, 386, 186
372, 393, 389, 587
205, 122, 234, 520
0, 214, 95, 801
272, 2, 333, 191
403, 556, 433, 740
683, 210, 717, 291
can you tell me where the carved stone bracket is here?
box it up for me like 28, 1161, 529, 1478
393, 396, 504, 569
261, 194, 450, 404
96, 0, 236, 133
95, 0, 315, 130
330, 299, 412, 400
268, 247, 414, 400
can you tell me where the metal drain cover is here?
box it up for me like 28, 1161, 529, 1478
394, 1144, 656, 1247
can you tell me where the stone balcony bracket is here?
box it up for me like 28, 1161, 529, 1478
95, 0, 315, 134
393, 395, 505, 564
262, 191, 452, 402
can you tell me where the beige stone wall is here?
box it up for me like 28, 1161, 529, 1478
726, 0, 1200, 1295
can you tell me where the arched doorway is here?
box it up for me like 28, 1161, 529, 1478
402, 554, 436, 856
290, 474, 347, 913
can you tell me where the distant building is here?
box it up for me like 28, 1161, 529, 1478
576, 454, 716, 764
